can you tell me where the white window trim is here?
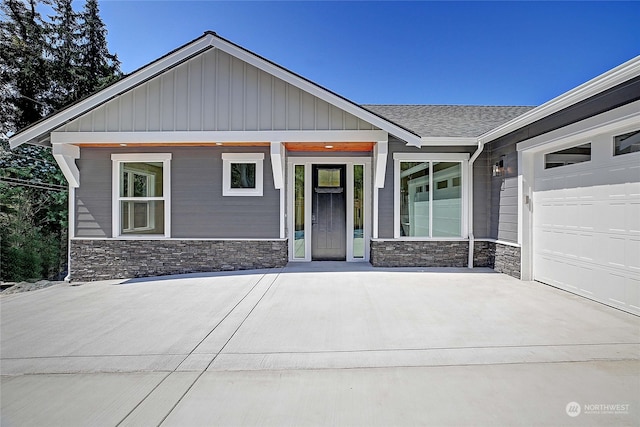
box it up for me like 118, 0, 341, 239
286, 157, 372, 263
222, 153, 264, 197
121, 168, 156, 233
393, 152, 469, 239
111, 153, 172, 238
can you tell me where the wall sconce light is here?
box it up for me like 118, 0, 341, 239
492, 156, 505, 177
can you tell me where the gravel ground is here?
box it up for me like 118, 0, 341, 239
1, 280, 66, 295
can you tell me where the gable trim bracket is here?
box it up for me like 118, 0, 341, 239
52, 144, 80, 188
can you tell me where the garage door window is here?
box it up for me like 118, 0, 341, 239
544, 143, 591, 169
614, 130, 640, 156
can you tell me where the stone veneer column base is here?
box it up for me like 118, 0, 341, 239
70, 239, 288, 282
493, 243, 521, 279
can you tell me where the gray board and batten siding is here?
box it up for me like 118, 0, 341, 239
57, 48, 379, 134
76, 146, 280, 239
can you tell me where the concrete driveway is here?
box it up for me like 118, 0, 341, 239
1, 263, 639, 426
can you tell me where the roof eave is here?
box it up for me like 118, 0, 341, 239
478, 55, 640, 144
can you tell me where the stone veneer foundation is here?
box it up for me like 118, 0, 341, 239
493, 243, 521, 279
370, 240, 496, 268
70, 239, 288, 281
370, 240, 521, 278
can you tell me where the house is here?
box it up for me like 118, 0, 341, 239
9, 32, 640, 315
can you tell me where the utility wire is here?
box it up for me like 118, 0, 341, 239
0, 177, 67, 191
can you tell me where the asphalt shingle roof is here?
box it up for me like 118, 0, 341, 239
362, 105, 536, 138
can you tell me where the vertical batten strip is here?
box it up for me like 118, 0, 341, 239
243, 61, 247, 131
271, 76, 275, 131
186, 60, 191, 131
173, 68, 177, 131
200, 52, 205, 131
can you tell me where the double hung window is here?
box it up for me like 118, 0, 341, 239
112, 154, 171, 237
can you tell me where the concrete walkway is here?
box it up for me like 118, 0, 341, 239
1, 263, 639, 426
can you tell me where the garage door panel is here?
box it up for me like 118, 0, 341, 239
576, 263, 595, 295
578, 202, 595, 230
628, 202, 640, 234
533, 143, 640, 315
578, 232, 595, 262
628, 277, 640, 312
627, 238, 640, 271
606, 203, 627, 233
607, 236, 627, 268
606, 273, 628, 306
628, 179, 640, 197
562, 231, 580, 258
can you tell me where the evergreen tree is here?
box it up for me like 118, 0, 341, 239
46, 0, 83, 109
0, 0, 50, 136
0, 0, 121, 282
78, 0, 120, 96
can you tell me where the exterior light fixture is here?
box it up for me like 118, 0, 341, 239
324, 145, 334, 149
119, 143, 127, 147
216, 142, 223, 146
492, 156, 505, 177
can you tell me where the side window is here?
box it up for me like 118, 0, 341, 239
222, 153, 264, 196
544, 143, 591, 169
614, 130, 640, 156
112, 154, 171, 237
397, 159, 463, 238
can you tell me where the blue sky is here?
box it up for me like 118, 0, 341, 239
95, 1, 639, 106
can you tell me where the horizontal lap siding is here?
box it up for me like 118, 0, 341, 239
472, 151, 491, 238
172, 146, 279, 238
488, 147, 519, 243
76, 151, 112, 237
75, 147, 279, 239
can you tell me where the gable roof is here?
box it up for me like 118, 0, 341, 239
363, 105, 535, 138
10, 31, 422, 148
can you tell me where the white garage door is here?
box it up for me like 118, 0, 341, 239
533, 134, 640, 315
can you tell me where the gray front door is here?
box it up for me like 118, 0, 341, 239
312, 165, 346, 260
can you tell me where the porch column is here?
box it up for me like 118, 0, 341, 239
270, 142, 286, 239
372, 140, 388, 239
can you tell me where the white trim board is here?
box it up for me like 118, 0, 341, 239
286, 157, 372, 263
51, 130, 389, 144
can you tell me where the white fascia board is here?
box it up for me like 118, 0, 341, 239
52, 144, 80, 188
517, 100, 640, 153
420, 137, 478, 146
479, 55, 640, 145
9, 34, 217, 149
210, 36, 422, 147
393, 152, 470, 161
51, 130, 389, 144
